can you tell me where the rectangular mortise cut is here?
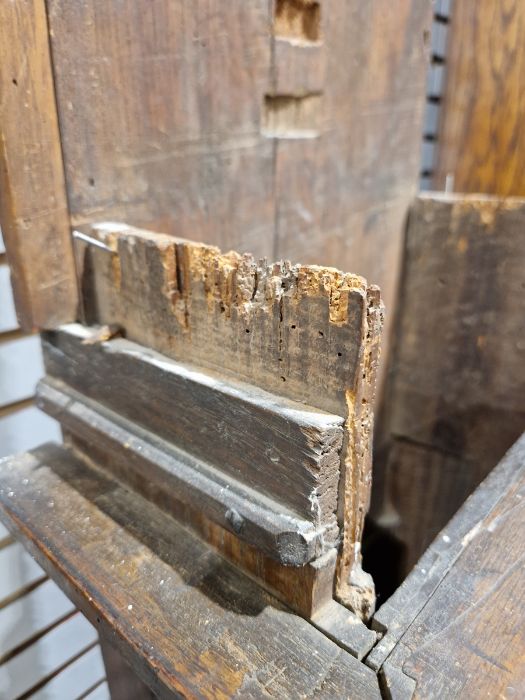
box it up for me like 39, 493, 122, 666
262, 93, 322, 138
275, 0, 321, 43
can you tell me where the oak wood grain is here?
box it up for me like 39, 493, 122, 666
0, 443, 382, 700
434, 0, 525, 195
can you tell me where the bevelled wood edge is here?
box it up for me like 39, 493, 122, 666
367, 431, 525, 672
0, 0, 78, 330
37, 376, 329, 566
74, 223, 384, 618
41, 323, 344, 535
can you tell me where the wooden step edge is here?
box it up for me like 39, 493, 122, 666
37, 377, 327, 566
0, 444, 382, 699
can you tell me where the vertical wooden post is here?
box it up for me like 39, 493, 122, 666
0, 0, 78, 331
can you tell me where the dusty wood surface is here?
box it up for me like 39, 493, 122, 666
373, 194, 525, 571
44, 0, 429, 378
73, 426, 341, 619
0, 0, 78, 330
368, 433, 525, 699
40, 324, 343, 551
75, 223, 383, 616
38, 376, 334, 567
434, 0, 525, 195
0, 443, 382, 700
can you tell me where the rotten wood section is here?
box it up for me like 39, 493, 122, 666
0, 443, 382, 699
74, 222, 384, 617
0, 0, 77, 331
44, 0, 429, 380
373, 194, 525, 572
367, 432, 525, 699
433, 0, 525, 195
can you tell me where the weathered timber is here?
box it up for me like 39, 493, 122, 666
373, 194, 525, 572
44, 1, 429, 378
74, 223, 384, 617
368, 432, 525, 699
433, 0, 525, 196
75, 429, 340, 619
0, 0, 78, 330
0, 444, 382, 699
37, 373, 336, 565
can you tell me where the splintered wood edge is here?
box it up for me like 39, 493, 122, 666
74, 222, 384, 617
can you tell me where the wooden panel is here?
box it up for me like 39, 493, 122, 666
369, 433, 525, 699
373, 194, 525, 570
74, 223, 384, 614
46, 0, 275, 259
0, 444, 382, 699
40, 325, 344, 542
0, 0, 77, 330
44, 1, 429, 377
434, 0, 525, 195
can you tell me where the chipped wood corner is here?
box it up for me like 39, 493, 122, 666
73, 221, 384, 619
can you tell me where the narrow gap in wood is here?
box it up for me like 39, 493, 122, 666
0, 575, 48, 612
262, 93, 323, 138
0, 396, 35, 418
0, 609, 78, 666
16, 640, 99, 700
274, 0, 321, 44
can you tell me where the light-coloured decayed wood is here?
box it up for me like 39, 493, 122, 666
75, 222, 383, 616
0, 0, 77, 330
